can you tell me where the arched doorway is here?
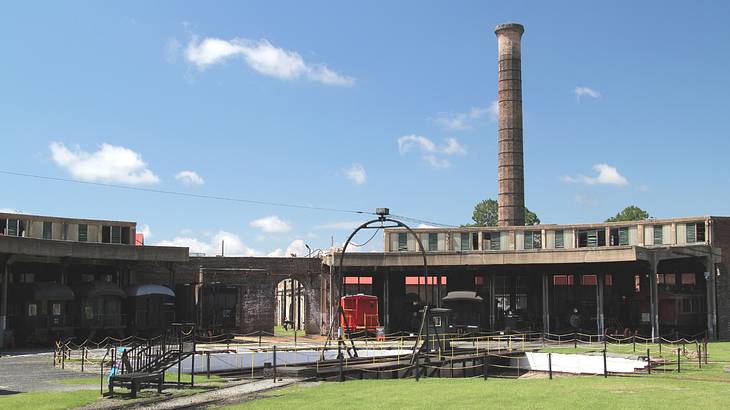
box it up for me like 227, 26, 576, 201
274, 278, 306, 332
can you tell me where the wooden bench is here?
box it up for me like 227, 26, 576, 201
109, 372, 164, 398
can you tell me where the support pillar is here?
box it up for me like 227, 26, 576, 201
597, 273, 605, 338
0, 260, 8, 348
488, 273, 496, 330
649, 259, 659, 341
706, 256, 717, 340
383, 272, 390, 332
541, 273, 550, 335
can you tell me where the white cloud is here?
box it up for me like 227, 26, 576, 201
286, 239, 308, 257
175, 170, 205, 186
397, 135, 466, 168
166, 38, 181, 63
184, 37, 354, 86
432, 101, 498, 131
575, 86, 601, 100
316, 221, 363, 230
138, 224, 152, 238
562, 164, 629, 186
156, 230, 259, 256
49, 142, 159, 185
345, 163, 367, 185
249, 215, 291, 233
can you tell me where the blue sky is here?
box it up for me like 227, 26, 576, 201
1, 1, 729, 255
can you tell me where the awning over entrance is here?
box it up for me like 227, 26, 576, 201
125, 284, 175, 297
74, 281, 127, 299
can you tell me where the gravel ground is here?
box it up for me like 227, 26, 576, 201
0, 351, 98, 394
137, 378, 302, 409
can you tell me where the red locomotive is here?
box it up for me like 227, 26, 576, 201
340, 294, 380, 332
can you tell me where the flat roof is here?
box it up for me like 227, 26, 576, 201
0, 211, 136, 226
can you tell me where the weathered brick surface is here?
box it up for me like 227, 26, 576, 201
130, 256, 326, 335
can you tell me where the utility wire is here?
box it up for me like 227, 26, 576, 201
350, 227, 381, 247
0, 169, 455, 228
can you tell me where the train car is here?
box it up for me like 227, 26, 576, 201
73, 281, 127, 339
340, 294, 380, 333
441, 291, 483, 334
8, 282, 75, 344
125, 284, 176, 336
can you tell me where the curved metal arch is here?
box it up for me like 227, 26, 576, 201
338, 216, 430, 313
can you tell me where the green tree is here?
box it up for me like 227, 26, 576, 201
469, 198, 540, 226
605, 205, 650, 222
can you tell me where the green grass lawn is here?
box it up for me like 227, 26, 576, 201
273, 325, 305, 337
0, 390, 100, 410
227, 342, 730, 409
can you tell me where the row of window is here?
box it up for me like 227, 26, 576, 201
0, 218, 132, 244
390, 222, 707, 252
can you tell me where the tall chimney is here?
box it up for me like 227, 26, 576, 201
495, 23, 525, 227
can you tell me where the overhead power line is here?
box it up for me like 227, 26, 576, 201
0, 169, 454, 227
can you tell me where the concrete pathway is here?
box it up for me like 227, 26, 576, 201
0, 351, 98, 394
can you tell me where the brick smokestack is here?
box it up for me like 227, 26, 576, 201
495, 23, 525, 227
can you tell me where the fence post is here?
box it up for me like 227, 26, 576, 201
415, 351, 421, 382
62, 345, 66, 369
704, 339, 708, 364
338, 353, 344, 382
483, 352, 488, 380
273, 345, 278, 382
81, 347, 85, 372
698, 344, 702, 369
548, 352, 552, 380
647, 349, 651, 374
259, 330, 262, 347
633, 335, 636, 353
659, 338, 662, 356
574, 333, 577, 349
603, 349, 607, 378
677, 348, 681, 373
206, 352, 211, 379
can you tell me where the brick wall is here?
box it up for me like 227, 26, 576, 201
711, 218, 730, 340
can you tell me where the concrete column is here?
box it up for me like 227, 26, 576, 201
383, 272, 390, 332
649, 259, 659, 341
706, 256, 717, 340
597, 273, 605, 337
541, 273, 550, 334
0, 260, 8, 348
489, 273, 496, 330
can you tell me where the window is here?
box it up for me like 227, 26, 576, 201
398, 232, 408, 251
474, 276, 485, 286
27, 303, 37, 317
606, 274, 613, 286
472, 232, 479, 250
578, 229, 605, 248
19, 273, 34, 283
428, 233, 438, 251
111, 226, 122, 244
680, 298, 702, 314
52, 303, 61, 316
102, 226, 111, 243
78, 224, 88, 242
680, 273, 696, 286
81, 273, 94, 283
524, 231, 541, 250
657, 273, 677, 286
104, 274, 113, 283
42, 221, 52, 239
653, 225, 663, 245
554, 230, 564, 249
634, 275, 641, 293
460, 233, 470, 251
121, 226, 130, 244
553, 275, 574, 286
686, 223, 705, 243
581, 275, 597, 286
6, 219, 18, 236
610, 227, 629, 246
489, 232, 501, 250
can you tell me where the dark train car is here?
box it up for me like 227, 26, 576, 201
73, 281, 127, 339
125, 284, 176, 336
201, 284, 238, 332
442, 291, 483, 334
8, 282, 75, 344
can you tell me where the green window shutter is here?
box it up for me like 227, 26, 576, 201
686, 223, 696, 243
587, 230, 598, 247
653, 225, 662, 245
460, 233, 469, 250
111, 226, 122, 244
490, 232, 501, 250
555, 230, 564, 248
619, 227, 629, 246
42, 221, 52, 240
78, 224, 88, 242
7, 219, 18, 236
428, 233, 438, 251
398, 233, 407, 251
